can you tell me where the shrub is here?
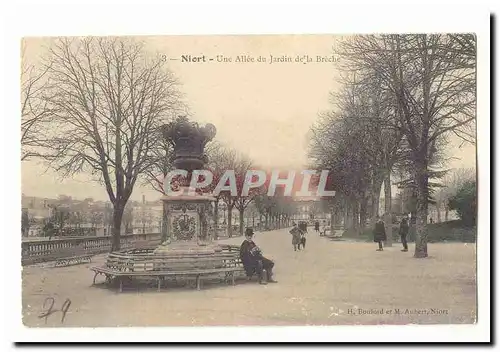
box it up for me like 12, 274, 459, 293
341, 221, 476, 243
448, 180, 477, 226
427, 220, 476, 243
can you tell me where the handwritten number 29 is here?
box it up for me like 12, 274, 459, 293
38, 297, 71, 324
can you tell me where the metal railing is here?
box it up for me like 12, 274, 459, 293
21, 233, 162, 266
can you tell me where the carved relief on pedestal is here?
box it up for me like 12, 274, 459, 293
161, 203, 171, 244
172, 213, 197, 240
197, 202, 210, 241
170, 203, 198, 212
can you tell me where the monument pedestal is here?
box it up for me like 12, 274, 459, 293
153, 189, 223, 268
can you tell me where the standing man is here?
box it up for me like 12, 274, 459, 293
373, 216, 387, 251
399, 216, 409, 252
314, 221, 320, 233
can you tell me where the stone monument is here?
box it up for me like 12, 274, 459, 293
154, 116, 222, 256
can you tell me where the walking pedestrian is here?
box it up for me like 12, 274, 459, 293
290, 223, 302, 251
299, 229, 307, 250
314, 221, 320, 233
373, 216, 387, 251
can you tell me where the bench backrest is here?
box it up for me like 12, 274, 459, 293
105, 247, 242, 272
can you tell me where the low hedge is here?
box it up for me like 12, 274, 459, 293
341, 220, 476, 243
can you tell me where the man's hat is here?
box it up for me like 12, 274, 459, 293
245, 227, 254, 237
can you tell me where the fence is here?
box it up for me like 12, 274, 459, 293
21, 233, 162, 266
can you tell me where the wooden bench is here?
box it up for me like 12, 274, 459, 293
90, 245, 246, 292
53, 249, 93, 267
321, 227, 344, 238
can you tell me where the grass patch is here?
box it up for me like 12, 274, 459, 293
341, 220, 476, 243
427, 220, 476, 243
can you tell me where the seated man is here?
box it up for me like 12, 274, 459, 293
239, 228, 277, 285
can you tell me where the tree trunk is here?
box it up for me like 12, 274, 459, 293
369, 175, 383, 228
360, 195, 368, 229
344, 207, 349, 229
436, 203, 441, 223
414, 160, 429, 258
346, 203, 352, 229
445, 207, 449, 222
213, 198, 219, 239
161, 201, 168, 243
111, 203, 125, 251
384, 172, 393, 247
239, 208, 244, 236
330, 207, 335, 234
351, 200, 359, 232
227, 204, 233, 237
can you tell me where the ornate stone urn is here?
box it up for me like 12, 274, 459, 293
154, 116, 221, 256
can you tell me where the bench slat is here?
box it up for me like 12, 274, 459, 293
91, 266, 243, 276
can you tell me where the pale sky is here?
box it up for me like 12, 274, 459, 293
21, 35, 476, 202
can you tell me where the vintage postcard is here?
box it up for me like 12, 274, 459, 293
11, 4, 490, 344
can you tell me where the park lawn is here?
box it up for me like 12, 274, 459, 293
342, 220, 476, 243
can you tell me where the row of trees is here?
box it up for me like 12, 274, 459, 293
205, 143, 300, 237
309, 34, 476, 257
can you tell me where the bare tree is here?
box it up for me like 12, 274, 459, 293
37, 37, 182, 250
309, 78, 402, 239
21, 208, 35, 237
209, 148, 256, 237
204, 140, 227, 238
21, 40, 50, 161
48, 204, 70, 236
233, 156, 259, 236
89, 210, 104, 231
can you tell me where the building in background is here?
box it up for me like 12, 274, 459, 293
131, 195, 163, 234
291, 196, 330, 223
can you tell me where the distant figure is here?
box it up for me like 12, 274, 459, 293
429, 217, 434, 224
399, 216, 409, 252
240, 228, 277, 284
298, 228, 307, 250
373, 216, 387, 251
314, 221, 320, 232
320, 225, 327, 237
290, 223, 302, 251
299, 221, 308, 234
